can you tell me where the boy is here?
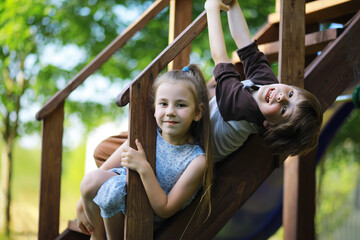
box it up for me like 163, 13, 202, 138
205, 0, 323, 162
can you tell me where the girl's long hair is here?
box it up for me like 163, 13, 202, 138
152, 64, 213, 221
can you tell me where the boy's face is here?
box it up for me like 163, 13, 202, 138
254, 83, 300, 127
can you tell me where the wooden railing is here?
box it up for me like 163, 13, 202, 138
35, 0, 171, 239
36, 0, 360, 239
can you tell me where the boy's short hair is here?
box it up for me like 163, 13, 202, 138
262, 87, 323, 156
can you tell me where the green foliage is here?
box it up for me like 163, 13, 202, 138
316, 109, 360, 239
1, 0, 275, 138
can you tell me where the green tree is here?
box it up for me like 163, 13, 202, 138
0, 0, 273, 236
0, 0, 159, 235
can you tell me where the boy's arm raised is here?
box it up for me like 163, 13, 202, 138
228, 0, 252, 49
205, 0, 231, 65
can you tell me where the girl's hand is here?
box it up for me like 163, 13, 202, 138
205, 0, 230, 12
121, 139, 150, 175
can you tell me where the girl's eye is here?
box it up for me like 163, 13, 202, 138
159, 102, 167, 107
289, 91, 294, 98
177, 103, 186, 108
281, 106, 287, 115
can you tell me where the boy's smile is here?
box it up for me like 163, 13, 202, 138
253, 83, 300, 127
265, 88, 275, 103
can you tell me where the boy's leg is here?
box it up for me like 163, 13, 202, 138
94, 132, 128, 167
80, 169, 118, 240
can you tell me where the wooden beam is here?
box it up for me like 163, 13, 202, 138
38, 103, 64, 240
278, 0, 317, 239
269, 0, 360, 25
253, 22, 280, 45
168, 0, 193, 70
125, 76, 157, 239
155, 135, 275, 239
116, 11, 208, 107
305, 10, 360, 111
249, 28, 338, 63
36, 0, 170, 121
256, 0, 360, 45
283, 150, 317, 240
278, 0, 305, 86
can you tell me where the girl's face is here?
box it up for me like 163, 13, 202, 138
154, 81, 201, 145
253, 83, 300, 127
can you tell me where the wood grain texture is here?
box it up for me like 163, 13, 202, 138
256, 28, 338, 63
36, 0, 169, 121
278, 0, 305, 87
38, 103, 64, 240
256, 0, 359, 45
168, 0, 193, 70
154, 135, 275, 239
305, 10, 360, 111
268, 0, 360, 25
125, 77, 157, 239
116, 11, 208, 107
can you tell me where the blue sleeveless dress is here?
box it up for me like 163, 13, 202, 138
93, 131, 205, 224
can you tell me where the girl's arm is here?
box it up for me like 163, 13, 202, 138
205, 0, 231, 65
227, 0, 252, 49
121, 140, 206, 219
98, 140, 129, 170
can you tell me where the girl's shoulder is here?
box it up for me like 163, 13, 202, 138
191, 144, 205, 156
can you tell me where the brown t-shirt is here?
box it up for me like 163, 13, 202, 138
213, 41, 279, 127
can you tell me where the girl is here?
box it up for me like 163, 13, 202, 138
76, 64, 213, 239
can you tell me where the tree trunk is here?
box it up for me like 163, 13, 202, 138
0, 140, 13, 237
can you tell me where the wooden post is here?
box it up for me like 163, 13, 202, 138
125, 75, 157, 239
279, 0, 316, 239
168, 0, 193, 70
278, 0, 305, 87
38, 103, 64, 240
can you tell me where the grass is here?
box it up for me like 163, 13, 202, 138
1, 140, 86, 240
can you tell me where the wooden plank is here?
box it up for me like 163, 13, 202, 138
256, 0, 360, 45
253, 22, 280, 45
116, 10, 208, 107
154, 135, 275, 239
125, 75, 157, 238
305, 10, 360, 111
283, 150, 317, 240
235, 28, 338, 63
268, 0, 360, 25
168, 0, 193, 70
35, 0, 169, 121
38, 103, 64, 240
278, 0, 317, 239
265, 28, 337, 63
278, 0, 305, 86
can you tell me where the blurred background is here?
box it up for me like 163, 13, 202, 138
1, 0, 359, 239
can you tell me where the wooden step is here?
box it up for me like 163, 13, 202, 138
255, 0, 360, 45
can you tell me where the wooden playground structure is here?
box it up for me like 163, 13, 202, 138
35, 0, 360, 239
